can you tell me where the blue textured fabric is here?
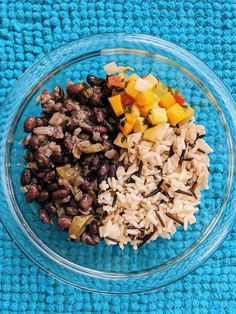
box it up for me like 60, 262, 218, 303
0, 0, 236, 313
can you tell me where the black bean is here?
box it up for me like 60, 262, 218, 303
50, 151, 63, 165
52, 189, 70, 200
108, 164, 117, 178
31, 177, 38, 185
25, 151, 34, 162
87, 75, 103, 86
77, 92, 87, 106
21, 168, 32, 186
79, 193, 93, 211
95, 206, 105, 216
93, 108, 106, 123
37, 170, 56, 183
44, 202, 57, 215
34, 152, 51, 169
35, 117, 47, 127
102, 85, 112, 98
25, 185, 39, 202
87, 222, 99, 235
80, 178, 90, 191
42, 100, 54, 115
98, 164, 110, 178
107, 115, 117, 125
65, 119, 78, 132
61, 156, 70, 165
102, 139, 112, 151
67, 83, 84, 96
90, 93, 101, 106
93, 125, 108, 133
39, 208, 51, 224
63, 101, 74, 113
88, 179, 98, 192
47, 182, 59, 192
103, 120, 114, 133
65, 206, 79, 216
37, 190, 49, 204
82, 233, 97, 245
57, 216, 72, 229
80, 154, 94, 166
24, 117, 37, 133
28, 135, 41, 149
63, 136, 73, 154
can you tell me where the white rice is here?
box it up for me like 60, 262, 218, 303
98, 121, 213, 249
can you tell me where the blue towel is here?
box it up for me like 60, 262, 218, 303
0, 0, 236, 313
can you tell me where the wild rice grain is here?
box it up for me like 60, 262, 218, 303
166, 212, 184, 225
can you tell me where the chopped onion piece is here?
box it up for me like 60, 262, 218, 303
118, 66, 134, 73
144, 73, 158, 89
104, 62, 119, 75
135, 78, 150, 92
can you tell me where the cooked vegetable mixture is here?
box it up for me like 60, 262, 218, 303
20, 62, 210, 248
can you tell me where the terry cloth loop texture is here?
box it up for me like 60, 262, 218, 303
0, 0, 236, 313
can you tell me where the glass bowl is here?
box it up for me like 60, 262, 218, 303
0, 33, 236, 294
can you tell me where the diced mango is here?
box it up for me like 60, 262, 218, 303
143, 126, 159, 142
139, 103, 153, 117
179, 105, 195, 124
125, 81, 140, 99
136, 90, 154, 106
148, 105, 167, 125
144, 73, 158, 89
133, 117, 149, 133
131, 104, 140, 116
126, 73, 139, 82
159, 92, 176, 109
108, 94, 124, 117
113, 132, 127, 148
166, 103, 189, 126
119, 113, 137, 135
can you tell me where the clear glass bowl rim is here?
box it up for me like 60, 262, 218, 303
1, 33, 236, 293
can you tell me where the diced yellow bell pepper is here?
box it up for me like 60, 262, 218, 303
133, 117, 149, 132
144, 73, 158, 89
119, 113, 137, 135
108, 94, 124, 117
131, 104, 140, 116
179, 106, 195, 124
136, 90, 154, 106
159, 92, 176, 109
143, 126, 159, 142
166, 103, 189, 126
113, 132, 127, 148
125, 81, 140, 99
148, 104, 167, 125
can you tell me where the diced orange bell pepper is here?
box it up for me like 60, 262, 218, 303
166, 103, 188, 126
174, 93, 185, 105
136, 90, 154, 106
159, 92, 176, 109
179, 106, 195, 124
108, 94, 124, 117
125, 81, 140, 99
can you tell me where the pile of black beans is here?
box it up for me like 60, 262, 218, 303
21, 75, 120, 245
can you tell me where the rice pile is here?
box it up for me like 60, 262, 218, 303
98, 121, 213, 249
